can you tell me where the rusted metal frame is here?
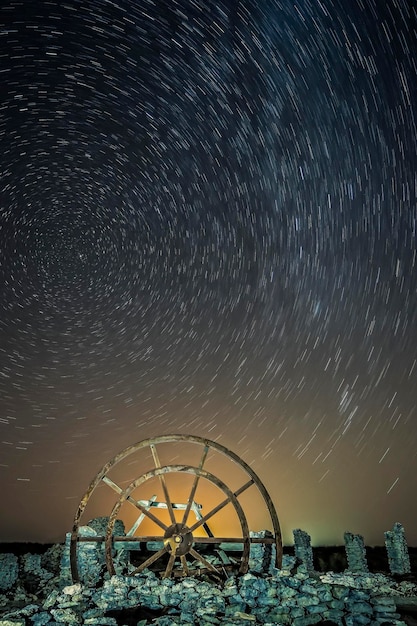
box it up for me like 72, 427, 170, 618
71, 434, 282, 582
77, 535, 275, 544
104, 464, 250, 577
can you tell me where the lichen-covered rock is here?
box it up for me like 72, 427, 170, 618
344, 532, 368, 573
384, 522, 411, 576
195, 587, 225, 616
50, 607, 81, 624
42, 589, 59, 610
0, 555, 18, 592
292, 615, 323, 626
30, 611, 52, 626
293, 529, 314, 572
41, 545, 64, 578
83, 618, 117, 626
249, 531, 275, 574
1, 535, 416, 626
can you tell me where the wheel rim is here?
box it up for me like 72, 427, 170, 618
104, 465, 251, 578
71, 434, 282, 581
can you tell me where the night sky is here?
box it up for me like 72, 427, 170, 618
1, 0, 417, 548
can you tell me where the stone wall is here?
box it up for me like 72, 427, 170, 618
0, 521, 415, 626
1, 564, 415, 625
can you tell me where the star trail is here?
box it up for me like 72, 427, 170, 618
1, 0, 417, 546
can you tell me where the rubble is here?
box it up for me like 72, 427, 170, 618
1, 558, 416, 625
1, 522, 416, 625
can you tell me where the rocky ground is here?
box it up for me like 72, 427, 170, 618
1, 543, 417, 625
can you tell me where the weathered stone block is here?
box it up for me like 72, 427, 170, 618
30, 612, 51, 626
306, 604, 325, 614
256, 595, 277, 607
345, 615, 371, 626
300, 582, 318, 595
50, 608, 80, 624
331, 586, 349, 600
225, 602, 247, 615
0, 555, 19, 591
384, 522, 411, 575
267, 610, 292, 624
298, 594, 320, 607
292, 615, 322, 626
280, 585, 298, 599
83, 617, 117, 626
350, 590, 371, 601
293, 529, 314, 572
344, 532, 368, 573
321, 608, 345, 623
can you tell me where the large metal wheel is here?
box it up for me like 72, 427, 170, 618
70, 435, 282, 581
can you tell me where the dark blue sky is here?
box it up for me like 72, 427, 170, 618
1, 0, 417, 546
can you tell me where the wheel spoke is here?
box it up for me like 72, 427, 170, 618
150, 444, 176, 525
188, 479, 254, 533
131, 546, 167, 575
163, 552, 177, 579
102, 475, 168, 531
101, 475, 123, 494
126, 495, 157, 536
128, 498, 169, 531
180, 555, 189, 576
189, 547, 220, 574
181, 444, 209, 526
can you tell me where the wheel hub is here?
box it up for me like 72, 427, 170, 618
164, 523, 193, 556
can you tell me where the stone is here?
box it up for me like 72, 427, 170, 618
321, 608, 345, 623
307, 605, 325, 615
345, 616, 371, 626
298, 595, 320, 607
30, 612, 52, 626
3, 604, 39, 618
248, 530, 275, 574
293, 529, 314, 572
21, 554, 54, 594
41, 545, 64, 578
42, 590, 59, 610
293, 615, 323, 626
384, 523, 411, 575
83, 617, 117, 626
50, 608, 81, 624
344, 533, 368, 573
330, 599, 346, 609
267, 610, 292, 624
0, 555, 19, 592
350, 601, 373, 614
331, 586, 349, 600
300, 582, 319, 595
